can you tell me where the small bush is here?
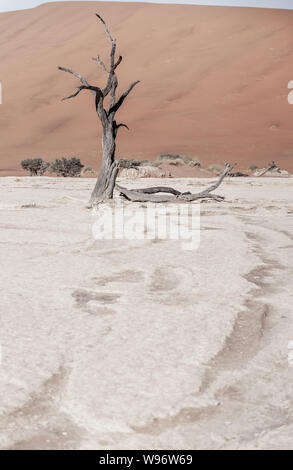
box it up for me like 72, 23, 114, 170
156, 154, 200, 166
50, 157, 84, 177
81, 166, 97, 177
119, 158, 138, 169
21, 158, 50, 176
138, 160, 161, 167
157, 154, 182, 162
208, 164, 225, 174
249, 164, 259, 171
181, 156, 200, 166
119, 158, 156, 169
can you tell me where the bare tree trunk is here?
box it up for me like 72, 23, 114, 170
90, 128, 116, 203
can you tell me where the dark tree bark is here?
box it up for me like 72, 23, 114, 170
59, 14, 140, 205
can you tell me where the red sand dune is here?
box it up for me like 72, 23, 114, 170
1, 1, 293, 175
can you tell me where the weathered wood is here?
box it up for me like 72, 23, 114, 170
89, 129, 117, 203
256, 161, 277, 177
132, 186, 183, 195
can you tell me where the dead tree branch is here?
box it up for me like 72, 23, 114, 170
92, 56, 110, 73
256, 161, 277, 177
58, 66, 96, 96
116, 163, 234, 203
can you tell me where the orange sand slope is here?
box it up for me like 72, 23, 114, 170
1, 1, 293, 175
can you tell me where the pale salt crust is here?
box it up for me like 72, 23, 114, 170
0, 176, 292, 450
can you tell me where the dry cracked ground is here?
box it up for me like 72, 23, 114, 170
0, 176, 293, 450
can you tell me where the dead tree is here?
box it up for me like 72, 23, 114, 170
59, 14, 233, 205
59, 14, 140, 205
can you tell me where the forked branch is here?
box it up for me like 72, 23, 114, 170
58, 66, 96, 97
61, 84, 103, 102
109, 80, 140, 114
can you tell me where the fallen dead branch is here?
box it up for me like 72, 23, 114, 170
116, 163, 235, 203
255, 161, 277, 177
